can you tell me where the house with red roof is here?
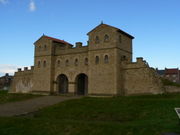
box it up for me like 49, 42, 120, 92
164, 68, 180, 83
156, 68, 180, 83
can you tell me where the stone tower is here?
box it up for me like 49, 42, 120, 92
87, 24, 134, 95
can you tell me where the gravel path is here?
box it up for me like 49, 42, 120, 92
0, 96, 81, 117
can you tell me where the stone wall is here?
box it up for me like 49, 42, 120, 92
55, 45, 88, 55
88, 48, 117, 95
10, 67, 34, 93
165, 86, 180, 93
32, 55, 54, 93
54, 52, 89, 94
122, 58, 163, 95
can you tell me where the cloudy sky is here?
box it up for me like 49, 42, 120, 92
0, 0, 180, 76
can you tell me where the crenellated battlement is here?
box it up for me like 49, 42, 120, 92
55, 45, 88, 55
122, 57, 149, 69
15, 66, 34, 76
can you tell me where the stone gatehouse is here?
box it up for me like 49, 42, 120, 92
10, 23, 163, 95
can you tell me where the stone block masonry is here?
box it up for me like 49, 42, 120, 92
10, 23, 164, 96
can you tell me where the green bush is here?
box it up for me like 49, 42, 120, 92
161, 78, 180, 87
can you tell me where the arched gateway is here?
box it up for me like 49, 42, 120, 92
57, 74, 68, 94
76, 73, 88, 95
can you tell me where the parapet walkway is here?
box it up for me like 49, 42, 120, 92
0, 96, 81, 117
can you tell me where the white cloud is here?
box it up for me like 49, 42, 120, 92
29, 0, 36, 12
0, 0, 8, 4
0, 64, 20, 76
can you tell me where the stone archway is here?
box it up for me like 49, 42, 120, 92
57, 74, 68, 94
76, 73, 88, 95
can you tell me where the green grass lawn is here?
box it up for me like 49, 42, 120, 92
0, 91, 40, 104
0, 93, 180, 135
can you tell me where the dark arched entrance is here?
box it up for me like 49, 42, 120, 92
76, 73, 88, 95
57, 74, 68, 94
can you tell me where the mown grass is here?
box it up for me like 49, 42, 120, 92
0, 93, 180, 135
0, 90, 40, 104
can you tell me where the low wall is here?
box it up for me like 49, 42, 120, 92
165, 86, 180, 93
10, 67, 34, 93
122, 58, 164, 95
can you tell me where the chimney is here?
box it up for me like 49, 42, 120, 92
31, 66, 34, 70
136, 57, 143, 63
76, 42, 82, 48
24, 67, 28, 71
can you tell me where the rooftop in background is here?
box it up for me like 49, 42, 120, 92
0, 73, 13, 90
156, 68, 180, 75
156, 69, 165, 75
165, 68, 179, 74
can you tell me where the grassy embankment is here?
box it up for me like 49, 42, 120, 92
0, 91, 40, 104
0, 93, 180, 135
